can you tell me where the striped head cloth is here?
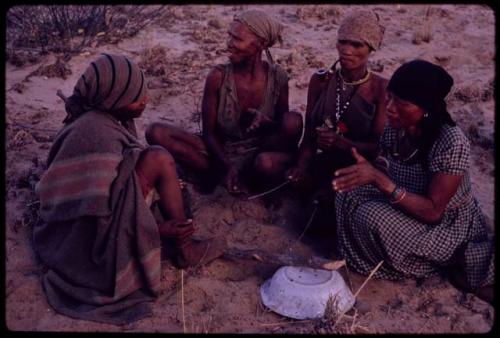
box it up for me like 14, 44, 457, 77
66, 53, 147, 121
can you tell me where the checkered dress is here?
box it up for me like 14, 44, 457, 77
335, 124, 494, 289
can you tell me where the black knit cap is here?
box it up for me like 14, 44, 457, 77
387, 59, 454, 114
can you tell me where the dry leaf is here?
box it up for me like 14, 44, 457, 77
321, 259, 346, 270
252, 254, 264, 262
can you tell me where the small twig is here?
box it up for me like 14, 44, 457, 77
181, 269, 186, 334
239, 146, 259, 154
259, 319, 313, 327
247, 180, 290, 200
350, 309, 358, 333
354, 325, 372, 333
332, 260, 384, 330
417, 317, 431, 333
202, 314, 212, 333
286, 201, 318, 253
343, 263, 354, 294
27, 200, 40, 207
352, 260, 384, 299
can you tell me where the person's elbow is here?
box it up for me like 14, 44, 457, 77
424, 207, 446, 225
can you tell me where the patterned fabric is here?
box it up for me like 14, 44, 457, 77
335, 124, 494, 289
34, 111, 162, 325
337, 9, 385, 50
64, 53, 147, 123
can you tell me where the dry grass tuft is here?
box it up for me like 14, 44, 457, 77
412, 6, 433, 45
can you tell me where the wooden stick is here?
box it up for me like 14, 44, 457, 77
352, 260, 384, 299
247, 180, 290, 200
287, 201, 318, 251
350, 309, 358, 333
417, 317, 431, 333
181, 269, 186, 333
332, 260, 384, 330
259, 319, 313, 327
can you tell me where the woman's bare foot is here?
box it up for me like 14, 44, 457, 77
176, 237, 226, 269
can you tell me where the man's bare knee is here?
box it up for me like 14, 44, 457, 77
254, 153, 275, 174
145, 122, 163, 145
140, 145, 176, 172
145, 122, 176, 146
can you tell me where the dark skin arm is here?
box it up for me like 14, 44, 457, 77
201, 67, 239, 189
332, 147, 462, 224
246, 68, 289, 133
286, 73, 323, 181
316, 76, 388, 159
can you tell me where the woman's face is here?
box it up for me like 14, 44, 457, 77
336, 39, 371, 70
386, 92, 426, 130
226, 21, 262, 63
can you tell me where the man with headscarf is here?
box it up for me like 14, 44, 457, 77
286, 9, 388, 235
34, 54, 225, 325
146, 9, 303, 195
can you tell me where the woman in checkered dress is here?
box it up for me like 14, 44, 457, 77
332, 60, 493, 304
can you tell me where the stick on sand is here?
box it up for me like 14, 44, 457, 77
247, 180, 290, 200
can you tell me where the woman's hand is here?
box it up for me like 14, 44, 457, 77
332, 147, 380, 192
316, 126, 351, 151
286, 164, 308, 182
224, 165, 245, 194
246, 108, 269, 133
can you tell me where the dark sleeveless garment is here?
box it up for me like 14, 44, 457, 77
309, 71, 377, 180
213, 62, 288, 169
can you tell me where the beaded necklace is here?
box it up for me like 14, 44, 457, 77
334, 71, 359, 126
337, 67, 372, 90
321, 60, 372, 134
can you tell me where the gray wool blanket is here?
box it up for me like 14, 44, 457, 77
34, 111, 162, 325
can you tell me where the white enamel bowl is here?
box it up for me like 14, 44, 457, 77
260, 266, 355, 319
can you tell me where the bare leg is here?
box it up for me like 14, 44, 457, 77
135, 145, 225, 267
261, 111, 303, 151
254, 151, 295, 178
145, 122, 210, 172
254, 111, 303, 178
135, 145, 186, 220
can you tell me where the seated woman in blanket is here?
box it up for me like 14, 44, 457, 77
33, 54, 225, 325
145, 10, 303, 194
332, 60, 493, 304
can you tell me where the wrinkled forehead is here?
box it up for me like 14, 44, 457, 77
229, 20, 257, 39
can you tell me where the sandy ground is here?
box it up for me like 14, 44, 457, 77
5, 4, 495, 333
